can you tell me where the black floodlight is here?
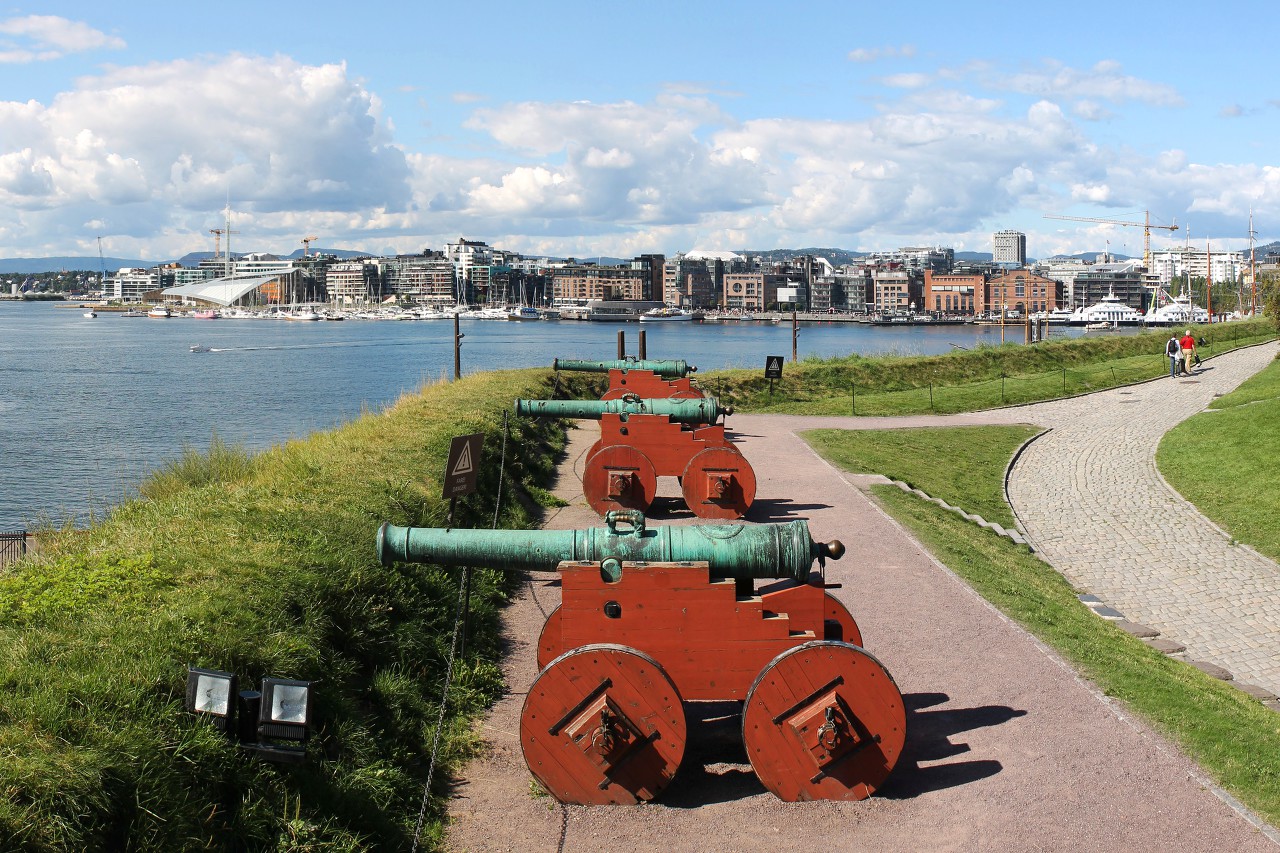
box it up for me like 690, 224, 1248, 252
258, 677, 312, 742
185, 666, 238, 733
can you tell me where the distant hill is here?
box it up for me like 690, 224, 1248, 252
1, 248, 376, 274
0, 256, 157, 274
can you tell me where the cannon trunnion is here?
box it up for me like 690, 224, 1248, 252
379, 514, 904, 805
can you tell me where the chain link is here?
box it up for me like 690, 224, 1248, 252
411, 410, 512, 851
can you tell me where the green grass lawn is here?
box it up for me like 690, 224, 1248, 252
803, 423, 1280, 827
802, 425, 1040, 528
1158, 355, 1280, 561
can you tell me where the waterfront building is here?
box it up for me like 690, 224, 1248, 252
380, 253, 457, 305
662, 255, 716, 308
923, 270, 984, 315
812, 268, 872, 312
106, 268, 161, 302
553, 263, 648, 302
871, 269, 920, 314
993, 230, 1027, 267
723, 272, 789, 311
327, 262, 380, 306
987, 269, 1061, 316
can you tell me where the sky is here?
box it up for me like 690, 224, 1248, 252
0, 1, 1275, 263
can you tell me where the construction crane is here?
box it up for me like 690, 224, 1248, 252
209, 227, 239, 263
301, 235, 319, 257
1043, 210, 1178, 268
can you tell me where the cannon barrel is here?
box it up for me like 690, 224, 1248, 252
515, 395, 730, 424
553, 357, 696, 378
377, 512, 842, 584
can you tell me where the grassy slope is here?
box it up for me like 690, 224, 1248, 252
706, 318, 1274, 416
1158, 356, 1280, 561
0, 368, 591, 851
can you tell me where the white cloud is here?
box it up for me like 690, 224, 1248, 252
992, 59, 1183, 107
848, 44, 916, 63
0, 49, 1273, 260
0, 15, 125, 62
0, 55, 411, 257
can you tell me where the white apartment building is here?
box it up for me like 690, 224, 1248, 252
1149, 247, 1244, 286
993, 230, 1027, 266
106, 268, 160, 302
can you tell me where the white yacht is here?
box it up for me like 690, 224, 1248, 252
639, 306, 695, 322
1148, 287, 1209, 326
146, 305, 172, 318
1069, 290, 1144, 325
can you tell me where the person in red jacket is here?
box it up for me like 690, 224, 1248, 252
1179, 330, 1197, 374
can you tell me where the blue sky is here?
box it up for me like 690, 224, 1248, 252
0, 1, 1274, 262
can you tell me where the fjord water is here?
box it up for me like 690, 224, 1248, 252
0, 301, 1064, 530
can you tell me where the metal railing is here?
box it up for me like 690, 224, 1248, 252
0, 530, 27, 565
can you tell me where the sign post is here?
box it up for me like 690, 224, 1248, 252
442, 432, 483, 657
764, 355, 784, 397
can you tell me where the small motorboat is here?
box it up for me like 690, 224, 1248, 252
83, 310, 97, 318
190, 344, 212, 353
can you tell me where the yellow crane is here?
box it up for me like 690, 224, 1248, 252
1043, 210, 1178, 268
301, 235, 319, 257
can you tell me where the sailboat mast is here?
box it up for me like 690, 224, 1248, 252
1249, 210, 1257, 315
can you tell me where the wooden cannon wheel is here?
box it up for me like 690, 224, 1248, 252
536, 604, 563, 669
582, 444, 657, 517
520, 644, 687, 804
824, 593, 863, 646
679, 445, 756, 520
741, 641, 905, 802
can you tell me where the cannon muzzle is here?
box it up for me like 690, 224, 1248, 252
378, 511, 841, 584
553, 357, 697, 378
515, 395, 730, 424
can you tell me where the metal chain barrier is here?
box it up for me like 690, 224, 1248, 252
410, 411, 512, 853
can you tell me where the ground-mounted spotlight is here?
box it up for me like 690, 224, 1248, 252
255, 677, 313, 763
185, 666, 238, 733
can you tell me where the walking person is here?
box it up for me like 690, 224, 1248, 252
1166, 334, 1182, 378
1179, 329, 1197, 375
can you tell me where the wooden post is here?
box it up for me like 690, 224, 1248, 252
617, 330, 626, 359
791, 308, 798, 362
638, 329, 647, 360
453, 314, 462, 380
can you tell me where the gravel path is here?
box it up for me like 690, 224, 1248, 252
444, 353, 1280, 851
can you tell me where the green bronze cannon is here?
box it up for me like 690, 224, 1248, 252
516, 394, 751, 520
553, 356, 705, 401
552, 357, 696, 378
376, 511, 903, 807
378, 509, 841, 583
514, 394, 729, 425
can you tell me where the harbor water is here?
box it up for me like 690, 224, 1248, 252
0, 301, 1085, 530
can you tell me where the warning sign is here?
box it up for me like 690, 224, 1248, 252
764, 355, 784, 379
442, 433, 483, 499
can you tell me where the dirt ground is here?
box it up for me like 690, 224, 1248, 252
444, 418, 1278, 852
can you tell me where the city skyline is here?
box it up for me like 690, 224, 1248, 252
0, 2, 1275, 262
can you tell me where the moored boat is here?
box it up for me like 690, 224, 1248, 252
1069, 289, 1143, 326
639, 306, 695, 322
146, 305, 171, 318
